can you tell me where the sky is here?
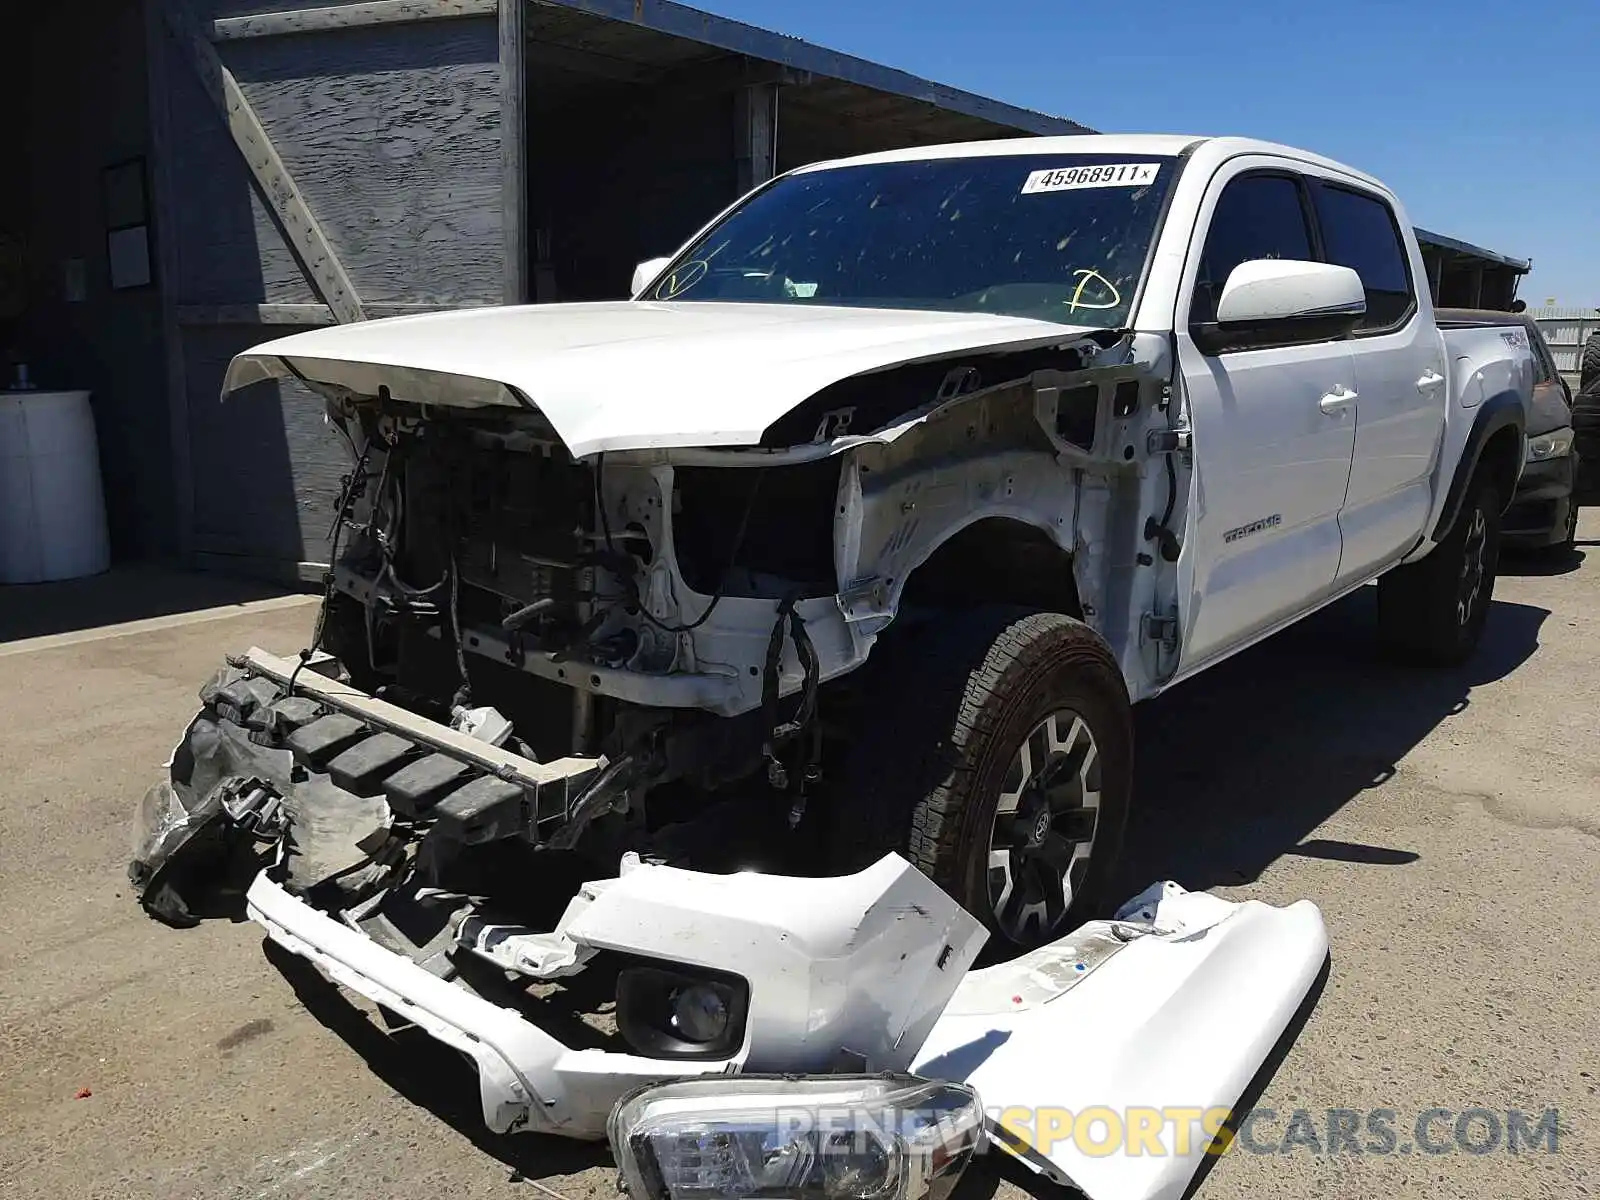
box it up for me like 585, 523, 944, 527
694, 0, 1597, 307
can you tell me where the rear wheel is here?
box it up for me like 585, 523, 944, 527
1376, 477, 1501, 665
825, 608, 1132, 949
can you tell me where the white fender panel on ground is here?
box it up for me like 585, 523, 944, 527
912, 882, 1329, 1200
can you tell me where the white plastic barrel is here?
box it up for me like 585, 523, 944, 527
0, 390, 111, 583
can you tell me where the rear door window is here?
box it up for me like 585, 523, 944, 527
1190, 174, 1314, 326
1311, 184, 1415, 331
1529, 326, 1560, 385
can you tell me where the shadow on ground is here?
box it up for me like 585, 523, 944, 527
1115, 584, 1548, 898
1500, 544, 1586, 577
263, 938, 613, 1183
0, 563, 302, 645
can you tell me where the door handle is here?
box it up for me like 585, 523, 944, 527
1319, 385, 1357, 415
1416, 369, 1446, 392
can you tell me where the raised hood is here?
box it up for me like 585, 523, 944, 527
222, 300, 1097, 457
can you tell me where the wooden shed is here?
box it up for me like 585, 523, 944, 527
3, 0, 1526, 582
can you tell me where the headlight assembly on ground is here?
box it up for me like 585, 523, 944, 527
1526, 428, 1575, 462
606, 1075, 984, 1200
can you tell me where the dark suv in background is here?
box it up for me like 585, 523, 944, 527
1439, 310, 1580, 556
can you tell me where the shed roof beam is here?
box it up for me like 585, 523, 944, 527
501, 0, 529, 304
735, 82, 777, 194
212, 0, 498, 41
527, 0, 1084, 136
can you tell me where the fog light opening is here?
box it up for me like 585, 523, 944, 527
670, 983, 731, 1044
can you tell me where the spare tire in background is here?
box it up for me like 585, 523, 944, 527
1575, 332, 1600, 507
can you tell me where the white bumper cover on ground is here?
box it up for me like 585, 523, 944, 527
249, 864, 1327, 1200
249, 871, 718, 1136
246, 851, 987, 1137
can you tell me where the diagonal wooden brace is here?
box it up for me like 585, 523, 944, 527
161, 2, 366, 324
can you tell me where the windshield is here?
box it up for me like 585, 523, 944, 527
643, 153, 1179, 327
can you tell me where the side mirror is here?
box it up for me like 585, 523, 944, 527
631, 257, 673, 298
1195, 259, 1365, 354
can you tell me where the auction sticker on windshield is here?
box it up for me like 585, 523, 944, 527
1021, 163, 1161, 193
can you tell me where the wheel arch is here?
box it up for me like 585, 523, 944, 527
893, 515, 1084, 619
1433, 390, 1526, 542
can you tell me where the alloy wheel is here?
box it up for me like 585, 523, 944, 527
987, 709, 1101, 944
1457, 504, 1488, 627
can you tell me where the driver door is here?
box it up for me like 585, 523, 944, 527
1174, 163, 1359, 671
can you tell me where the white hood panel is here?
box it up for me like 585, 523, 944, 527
222, 301, 1096, 457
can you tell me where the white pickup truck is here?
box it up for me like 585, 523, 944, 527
131, 134, 1532, 1192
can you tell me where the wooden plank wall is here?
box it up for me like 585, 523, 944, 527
222, 20, 503, 306
148, 0, 505, 575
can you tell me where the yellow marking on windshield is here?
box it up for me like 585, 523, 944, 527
1067, 269, 1122, 312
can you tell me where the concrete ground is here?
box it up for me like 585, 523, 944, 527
1, 528, 1596, 1200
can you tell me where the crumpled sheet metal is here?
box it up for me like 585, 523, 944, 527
280, 775, 394, 894
129, 666, 395, 926
128, 777, 230, 926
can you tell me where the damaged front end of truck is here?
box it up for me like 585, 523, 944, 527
131, 302, 1182, 925
134, 145, 1215, 950
125, 305, 1326, 1200
128, 653, 1326, 1200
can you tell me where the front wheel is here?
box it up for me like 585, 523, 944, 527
1376, 478, 1502, 665
824, 608, 1133, 950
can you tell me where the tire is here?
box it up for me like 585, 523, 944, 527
824, 607, 1133, 950
1376, 477, 1501, 665
1581, 332, 1600, 395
